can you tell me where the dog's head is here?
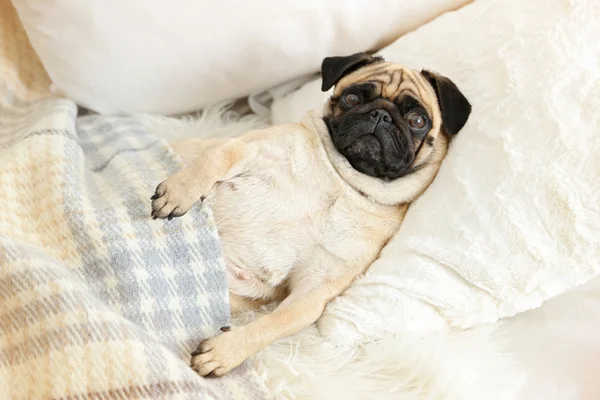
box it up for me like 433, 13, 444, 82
321, 52, 471, 182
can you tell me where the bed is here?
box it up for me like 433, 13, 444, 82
2, 0, 600, 398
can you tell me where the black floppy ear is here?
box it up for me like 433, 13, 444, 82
321, 52, 384, 92
421, 69, 472, 135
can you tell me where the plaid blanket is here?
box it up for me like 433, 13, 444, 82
0, 1, 269, 399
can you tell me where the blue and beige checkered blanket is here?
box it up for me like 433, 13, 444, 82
0, 8, 269, 397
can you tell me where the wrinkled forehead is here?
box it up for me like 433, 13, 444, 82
334, 63, 439, 115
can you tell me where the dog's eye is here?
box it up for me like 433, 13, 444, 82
343, 93, 362, 107
407, 112, 427, 129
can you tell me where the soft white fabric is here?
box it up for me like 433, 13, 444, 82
502, 275, 600, 400
10, 0, 470, 115
246, 275, 600, 400
271, 0, 600, 343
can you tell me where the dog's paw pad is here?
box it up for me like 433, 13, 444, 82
150, 178, 199, 220
190, 331, 247, 377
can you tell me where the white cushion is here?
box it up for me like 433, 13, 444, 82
11, 0, 470, 115
272, 0, 600, 342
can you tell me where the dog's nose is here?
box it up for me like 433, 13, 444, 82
370, 109, 392, 123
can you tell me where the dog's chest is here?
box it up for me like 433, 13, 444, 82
208, 153, 338, 272
205, 133, 395, 294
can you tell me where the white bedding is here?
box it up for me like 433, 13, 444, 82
12, 0, 471, 114
504, 275, 600, 400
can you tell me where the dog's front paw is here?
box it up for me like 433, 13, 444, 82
190, 327, 249, 377
150, 176, 204, 220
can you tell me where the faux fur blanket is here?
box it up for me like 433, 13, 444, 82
0, 2, 269, 398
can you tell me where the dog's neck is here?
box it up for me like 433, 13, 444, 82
301, 110, 441, 207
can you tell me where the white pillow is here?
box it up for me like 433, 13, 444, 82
272, 0, 600, 343
11, 0, 470, 115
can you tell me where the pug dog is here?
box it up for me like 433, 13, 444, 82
150, 52, 471, 377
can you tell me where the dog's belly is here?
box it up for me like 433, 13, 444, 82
206, 168, 336, 299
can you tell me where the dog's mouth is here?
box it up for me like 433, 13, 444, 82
326, 115, 416, 180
